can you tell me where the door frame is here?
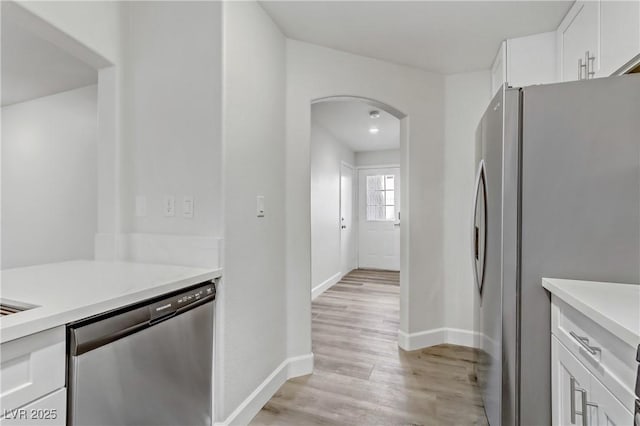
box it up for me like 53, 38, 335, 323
307, 95, 409, 351
355, 164, 401, 271
339, 161, 356, 272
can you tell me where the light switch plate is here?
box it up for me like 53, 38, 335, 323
257, 195, 265, 217
135, 196, 147, 217
183, 196, 194, 218
164, 195, 175, 217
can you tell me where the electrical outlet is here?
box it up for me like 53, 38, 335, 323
164, 195, 175, 217
183, 196, 194, 218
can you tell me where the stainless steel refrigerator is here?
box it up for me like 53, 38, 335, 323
472, 75, 640, 426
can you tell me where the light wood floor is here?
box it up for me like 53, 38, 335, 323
251, 269, 488, 426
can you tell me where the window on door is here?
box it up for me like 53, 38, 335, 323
366, 174, 395, 221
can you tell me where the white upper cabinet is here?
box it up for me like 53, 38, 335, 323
506, 32, 557, 88
490, 32, 557, 96
558, 0, 640, 81
558, 1, 601, 81
599, 0, 640, 75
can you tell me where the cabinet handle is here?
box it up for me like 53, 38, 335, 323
570, 331, 601, 355
578, 58, 586, 80
571, 377, 597, 426
585, 51, 596, 79
570, 377, 577, 424
578, 387, 588, 426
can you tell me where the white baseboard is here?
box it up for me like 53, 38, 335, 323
398, 328, 446, 351
215, 353, 313, 426
286, 353, 314, 378
311, 271, 343, 300
398, 327, 480, 351
445, 328, 480, 348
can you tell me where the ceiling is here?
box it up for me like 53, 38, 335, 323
260, 1, 573, 74
312, 100, 400, 152
1, 13, 98, 107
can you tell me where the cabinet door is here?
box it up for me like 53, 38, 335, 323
0, 388, 66, 425
599, 0, 640, 76
559, 0, 601, 81
589, 375, 633, 426
552, 336, 593, 426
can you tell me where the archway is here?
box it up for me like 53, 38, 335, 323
308, 95, 409, 350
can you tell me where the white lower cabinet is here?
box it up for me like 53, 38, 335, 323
553, 337, 631, 426
589, 373, 632, 426
553, 336, 595, 426
0, 389, 66, 426
0, 327, 66, 425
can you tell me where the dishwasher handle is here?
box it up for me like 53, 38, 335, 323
69, 281, 216, 356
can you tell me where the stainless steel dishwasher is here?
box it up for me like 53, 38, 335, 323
67, 281, 216, 426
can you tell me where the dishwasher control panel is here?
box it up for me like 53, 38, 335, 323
149, 282, 215, 322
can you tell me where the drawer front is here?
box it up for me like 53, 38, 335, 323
0, 327, 65, 412
551, 296, 636, 411
0, 388, 66, 426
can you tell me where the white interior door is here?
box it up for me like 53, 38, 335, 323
340, 163, 356, 274
358, 167, 400, 271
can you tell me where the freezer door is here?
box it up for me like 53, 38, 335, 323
475, 87, 505, 426
519, 74, 640, 425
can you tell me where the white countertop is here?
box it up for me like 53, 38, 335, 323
0, 260, 222, 344
542, 278, 640, 348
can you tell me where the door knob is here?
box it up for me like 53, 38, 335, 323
341, 225, 346, 229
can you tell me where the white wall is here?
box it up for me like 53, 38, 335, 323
2, 85, 98, 268
355, 149, 400, 167
286, 40, 446, 356
220, 1, 289, 421
9, 1, 124, 262
121, 2, 222, 238
15, 1, 122, 65
310, 121, 355, 291
443, 71, 491, 338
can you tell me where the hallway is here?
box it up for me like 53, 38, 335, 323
251, 269, 487, 425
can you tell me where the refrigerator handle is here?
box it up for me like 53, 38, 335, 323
471, 160, 486, 294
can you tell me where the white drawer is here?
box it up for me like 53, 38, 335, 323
0, 388, 66, 426
551, 296, 636, 411
0, 327, 65, 413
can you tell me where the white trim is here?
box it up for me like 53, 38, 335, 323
397, 328, 480, 351
215, 353, 313, 426
311, 96, 406, 119
339, 162, 357, 273
398, 328, 446, 351
340, 160, 355, 170
355, 163, 400, 170
445, 328, 481, 348
286, 353, 315, 378
311, 271, 343, 300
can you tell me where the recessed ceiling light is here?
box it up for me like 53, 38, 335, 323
369, 127, 379, 134
369, 110, 380, 119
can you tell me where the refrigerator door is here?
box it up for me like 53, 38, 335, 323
475, 87, 505, 426
518, 75, 640, 425
501, 87, 521, 426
